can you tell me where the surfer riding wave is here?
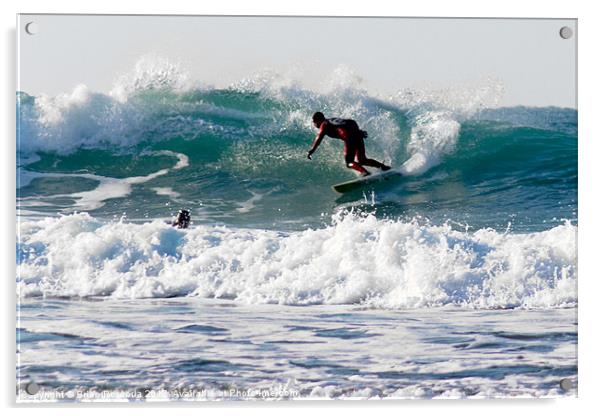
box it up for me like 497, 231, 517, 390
307, 112, 391, 176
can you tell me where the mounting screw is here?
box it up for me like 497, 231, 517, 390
25, 382, 40, 395
25, 22, 38, 35
559, 378, 573, 391
559, 26, 573, 40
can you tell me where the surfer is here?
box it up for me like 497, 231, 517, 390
307, 112, 391, 176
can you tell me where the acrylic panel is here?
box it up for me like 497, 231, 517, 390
16, 14, 577, 401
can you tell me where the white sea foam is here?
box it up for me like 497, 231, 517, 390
19, 87, 138, 154
151, 187, 181, 199
394, 79, 503, 175
400, 110, 461, 175
17, 212, 576, 309
235, 191, 267, 214
17, 57, 199, 155
109, 54, 194, 102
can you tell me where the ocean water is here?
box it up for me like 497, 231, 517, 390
16, 59, 577, 400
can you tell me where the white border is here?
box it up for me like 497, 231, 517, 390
2, 1, 600, 415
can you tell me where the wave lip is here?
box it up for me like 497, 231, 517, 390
17, 212, 576, 310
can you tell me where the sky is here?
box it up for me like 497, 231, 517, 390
17, 14, 576, 108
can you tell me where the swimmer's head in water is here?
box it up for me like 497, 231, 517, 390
172, 209, 191, 229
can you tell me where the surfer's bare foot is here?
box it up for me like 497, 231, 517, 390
381, 165, 391, 171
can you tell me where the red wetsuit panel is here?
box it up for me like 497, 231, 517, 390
344, 136, 366, 164
319, 120, 366, 163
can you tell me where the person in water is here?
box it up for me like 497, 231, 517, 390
172, 209, 191, 229
307, 112, 391, 176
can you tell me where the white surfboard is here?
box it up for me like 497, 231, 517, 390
332, 170, 402, 193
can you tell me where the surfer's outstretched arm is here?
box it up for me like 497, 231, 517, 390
307, 124, 326, 160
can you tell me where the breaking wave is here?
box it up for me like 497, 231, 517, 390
17, 212, 576, 309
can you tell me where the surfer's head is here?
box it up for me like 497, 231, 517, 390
312, 112, 325, 128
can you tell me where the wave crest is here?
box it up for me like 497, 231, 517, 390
17, 57, 509, 176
